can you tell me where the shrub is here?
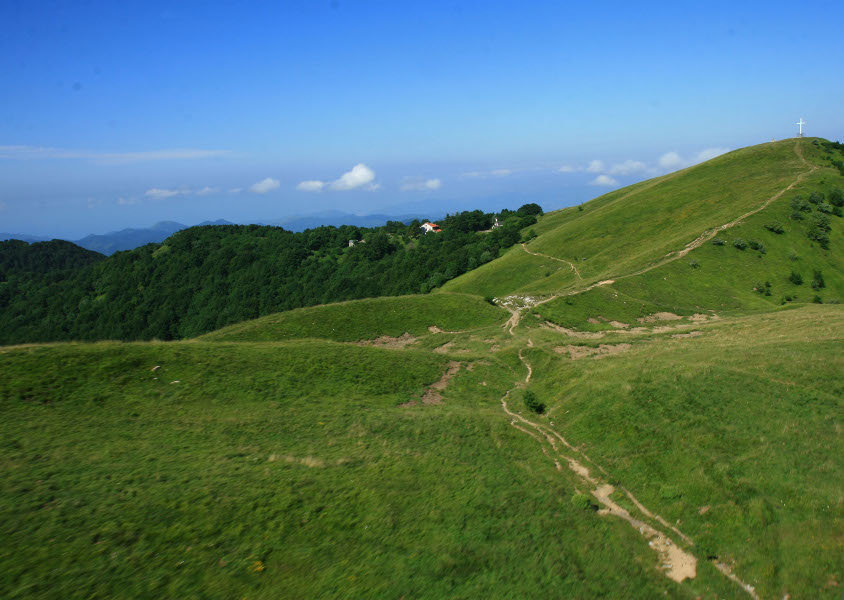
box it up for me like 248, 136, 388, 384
763, 222, 784, 234
523, 390, 545, 414
732, 238, 748, 250
788, 250, 799, 261
571, 492, 597, 511
790, 195, 811, 213
521, 229, 538, 243
807, 214, 831, 249
812, 295, 823, 304
689, 260, 700, 269
711, 238, 726, 246
811, 270, 825, 290
808, 192, 824, 205
577, 205, 584, 212
788, 271, 803, 285
829, 188, 844, 207
748, 239, 765, 253
790, 211, 805, 221
484, 295, 496, 306
754, 281, 772, 296
817, 201, 834, 214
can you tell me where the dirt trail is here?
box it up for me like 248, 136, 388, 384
618, 140, 818, 281
497, 322, 757, 595
521, 243, 583, 280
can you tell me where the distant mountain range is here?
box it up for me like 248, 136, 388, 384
264, 210, 427, 232
1, 212, 429, 255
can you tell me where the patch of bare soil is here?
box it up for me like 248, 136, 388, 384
587, 317, 601, 324
433, 341, 455, 354
592, 483, 697, 583
556, 343, 631, 359
542, 321, 605, 339
638, 312, 683, 323
608, 320, 630, 329
355, 332, 417, 348
420, 361, 462, 405
672, 331, 703, 339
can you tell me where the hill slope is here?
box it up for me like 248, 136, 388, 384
1, 138, 842, 599
443, 138, 842, 310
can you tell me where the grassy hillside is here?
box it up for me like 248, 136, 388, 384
520, 306, 843, 598
2, 338, 738, 600
2, 138, 842, 599
444, 138, 839, 301
200, 292, 507, 342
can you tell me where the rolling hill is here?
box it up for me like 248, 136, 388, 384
1, 137, 842, 599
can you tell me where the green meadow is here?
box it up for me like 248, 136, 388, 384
2, 137, 842, 599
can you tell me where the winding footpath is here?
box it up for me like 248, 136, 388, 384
487, 142, 820, 596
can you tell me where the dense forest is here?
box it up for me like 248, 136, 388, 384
0, 205, 541, 344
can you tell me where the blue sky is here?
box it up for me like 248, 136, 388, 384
2, 0, 843, 238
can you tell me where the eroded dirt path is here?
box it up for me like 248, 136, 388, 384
619, 140, 818, 281
521, 243, 583, 280
498, 322, 758, 595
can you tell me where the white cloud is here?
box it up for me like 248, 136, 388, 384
590, 174, 619, 186
228, 187, 243, 194
297, 163, 378, 192
0, 145, 230, 164
330, 163, 376, 191
297, 180, 326, 192
558, 164, 577, 173
658, 152, 684, 169
695, 147, 730, 162
608, 159, 648, 175
145, 188, 182, 199
586, 160, 605, 173
461, 168, 514, 178
250, 177, 280, 194
658, 147, 730, 171
194, 186, 219, 196
400, 177, 442, 192
117, 197, 138, 205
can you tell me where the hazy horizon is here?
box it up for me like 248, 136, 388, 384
2, 1, 842, 238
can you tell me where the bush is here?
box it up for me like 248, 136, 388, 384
788, 250, 799, 261
689, 260, 700, 269
812, 295, 823, 304
763, 222, 785, 234
811, 270, 825, 290
807, 214, 831, 249
748, 239, 765, 253
788, 271, 803, 285
571, 492, 597, 511
523, 390, 545, 414
818, 201, 834, 214
732, 238, 748, 250
790, 195, 812, 213
808, 192, 824, 205
521, 229, 538, 243
829, 188, 844, 207
711, 238, 726, 246
754, 281, 772, 296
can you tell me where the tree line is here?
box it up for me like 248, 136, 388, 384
0, 204, 542, 344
